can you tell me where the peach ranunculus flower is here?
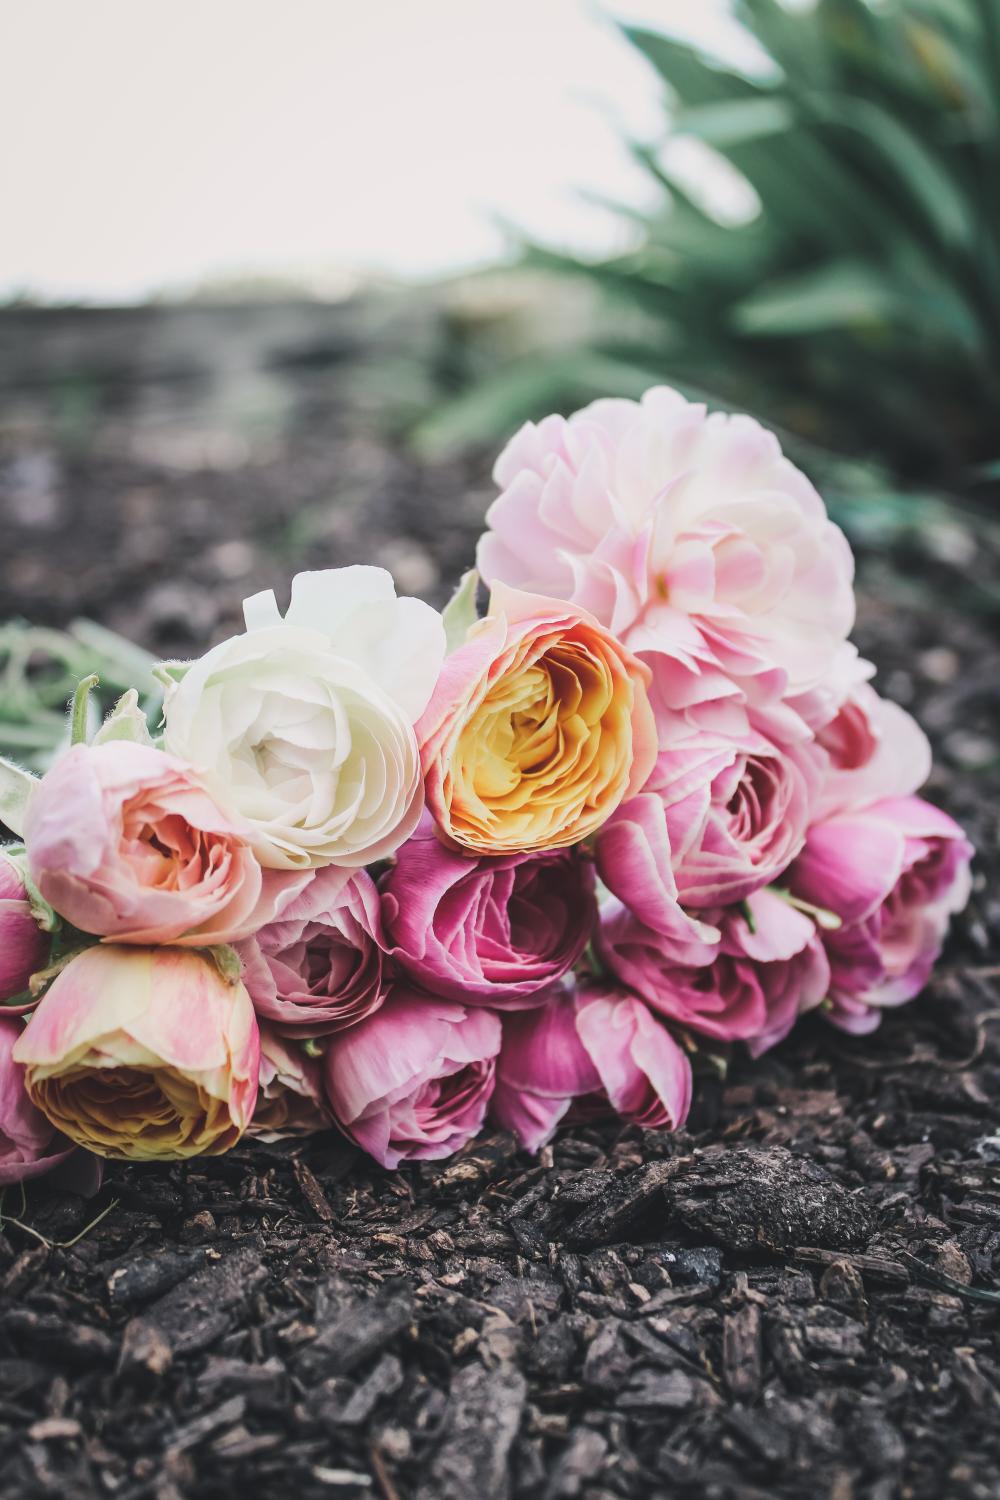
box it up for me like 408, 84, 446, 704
13, 946, 259, 1160
417, 583, 656, 854
25, 742, 267, 946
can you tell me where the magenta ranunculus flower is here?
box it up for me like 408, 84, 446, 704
238, 865, 386, 1036
381, 816, 596, 1008
250, 1023, 332, 1141
0, 851, 49, 1006
791, 796, 972, 1034
323, 987, 501, 1167
598, 888, 829, 1055
597, 727, 819, 915
491, 981, 692, 1151
0, 1014, 81, 1186
477, 387, 855, 731
25, 742, 270, 946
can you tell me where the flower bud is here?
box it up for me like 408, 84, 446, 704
0, 851, 49, 1005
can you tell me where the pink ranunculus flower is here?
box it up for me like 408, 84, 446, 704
0, 851, 49, 1005
598, 888, 829, 1055
810, 684, 932, 821
791, 796, 972, 1034
238, 865, 386, 1036
24, 742, 270, 947
250, 1023, 332, 1141
597, 726, 820, 914
0, 1013, 83, 1186
417, 582, 656, 855
592, 794, 720, 965
13, 946, 260, 1159
491, 981, 692, 1151
380, 815, 597, 1008
477, 386, 855, 730
323, 987, 501, 1168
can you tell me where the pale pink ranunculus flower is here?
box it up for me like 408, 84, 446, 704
250, 1022, 332, 1142
490, 981, 692, 1151
323, 987, 501, 1168
0, 850, 49, 1005
791, 796, 972, 1034
238, 864, 387, 1035
598, 888, 829, 1055
597, 725, 821, 915
14, 946, 260, 1160
25, 742, 271, 947
477, 387, 855, 732
418, 582, 656, 855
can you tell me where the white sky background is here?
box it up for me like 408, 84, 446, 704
0, 0, 760, 303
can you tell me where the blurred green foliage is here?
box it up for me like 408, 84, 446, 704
0, 621, 160, 775
420, 0, 1000, 504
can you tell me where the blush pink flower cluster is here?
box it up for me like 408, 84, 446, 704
1, 388, 971, 1183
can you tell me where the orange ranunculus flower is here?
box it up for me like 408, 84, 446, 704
417, 584, 656, 855
13, 946, 259, 1161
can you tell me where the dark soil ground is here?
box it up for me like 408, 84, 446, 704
1, 303, 999, 1500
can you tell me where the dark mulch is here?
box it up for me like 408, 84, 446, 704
1, 304, 999, 1500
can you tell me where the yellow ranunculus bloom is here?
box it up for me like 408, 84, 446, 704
418, 584, 656, 854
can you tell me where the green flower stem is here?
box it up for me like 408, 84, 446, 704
69, 674, 100, 747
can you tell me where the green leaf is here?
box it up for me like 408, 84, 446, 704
732, 261, 901, 335
826, 96, 976, 247
623, 26, 769, 105
673, 97, 794, 147
0, 757, 36, 837
441, 570, 480, 653
69, 619, 158, 694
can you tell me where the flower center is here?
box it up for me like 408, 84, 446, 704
34, 1065, 238, 1160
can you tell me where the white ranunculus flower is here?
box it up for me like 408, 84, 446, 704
162, 567, 446, 871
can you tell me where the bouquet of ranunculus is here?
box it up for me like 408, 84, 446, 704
0, 387, 973, 1178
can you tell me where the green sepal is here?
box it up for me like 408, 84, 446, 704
441, 569, 480, 654
152, 661, 190, 692
94, 689, 155, 747
205, 944, 243, 986
28, 941, 94, 999
69, 674, 101, 746
0, 758, 37, 838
